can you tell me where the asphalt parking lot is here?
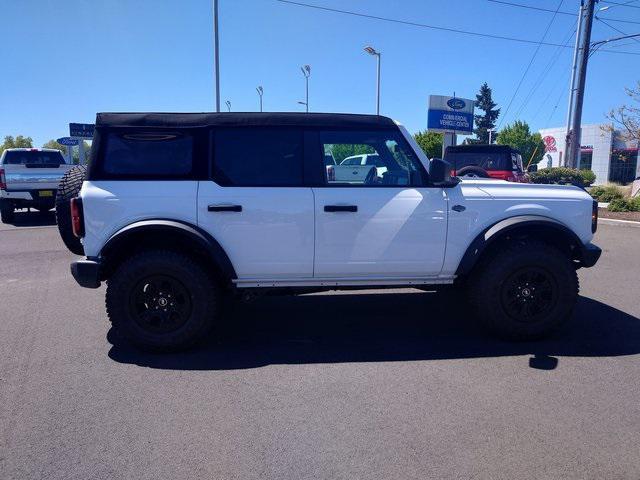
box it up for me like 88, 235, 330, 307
1, 212, 639, 480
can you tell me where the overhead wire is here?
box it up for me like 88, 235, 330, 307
487, 0, 640, 25
496, 0, 565, 129
513, 26, 577, 120
276, 0, 640, 54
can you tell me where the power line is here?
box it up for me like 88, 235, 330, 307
545, 79, 569, 127
487, 0, 575, 16
513, 26, 576, 120
596, 16, 640, 45
487, 0, 640, 25
497, 0, 565, 129
601, 0, 640, 9
276, 0, 640, 54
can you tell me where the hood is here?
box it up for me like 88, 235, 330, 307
458, 178, 592, 201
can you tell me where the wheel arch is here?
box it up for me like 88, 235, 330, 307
98, 219, 236, 284
455, 215, 585, 277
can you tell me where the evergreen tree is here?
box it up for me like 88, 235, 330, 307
474, 83, 500, 144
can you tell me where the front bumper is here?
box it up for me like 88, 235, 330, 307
70, 258, 101, 288
579, 242, 602, 268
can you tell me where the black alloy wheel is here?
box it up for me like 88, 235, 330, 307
129, 275, 193, 334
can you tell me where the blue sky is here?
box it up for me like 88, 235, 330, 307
1, 0, 639, 146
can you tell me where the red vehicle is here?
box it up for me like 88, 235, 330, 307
444, 145, 534, 183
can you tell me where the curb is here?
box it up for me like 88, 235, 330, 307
599, 218, 640, 227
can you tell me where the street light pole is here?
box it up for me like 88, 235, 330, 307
364, 46, 381, 115
213, 0, 220, 112
300, 65, 311, 113
256, 86, 263, 112
225, 100, 231, 112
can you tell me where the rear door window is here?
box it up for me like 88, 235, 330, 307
212, 127, 304, 186
102, 131, 194, 176
2, 150, 65, 166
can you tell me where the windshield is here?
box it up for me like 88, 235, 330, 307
445, 151, 511, 171
3, 150, 65, 166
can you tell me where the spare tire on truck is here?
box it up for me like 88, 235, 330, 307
456, 166, 490, 178
55, 165, 87, 255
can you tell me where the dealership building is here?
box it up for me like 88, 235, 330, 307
538, 124, 639, 185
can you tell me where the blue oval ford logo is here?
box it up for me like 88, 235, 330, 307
447, 98, 465, 110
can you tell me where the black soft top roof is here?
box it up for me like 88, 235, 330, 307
446, 144, 521, 154
95, 112, 397, 129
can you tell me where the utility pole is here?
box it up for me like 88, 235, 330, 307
566, 0, 595, 168
564, 3, 584, 167
213, 0, 220, 112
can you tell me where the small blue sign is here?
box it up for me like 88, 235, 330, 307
56, 137, 79, 146
446, 98, 466, 110
427, 110, 474, 134
69, 123, 95, 138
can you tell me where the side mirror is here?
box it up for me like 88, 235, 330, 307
429, 158, 458, 187
527, 164, 538, 173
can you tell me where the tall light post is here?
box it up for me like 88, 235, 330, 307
364, 46, 381, 115
256, 86, 263, 112
225, 100, 231, 112
300, 65, 311, 113
213, 0, 220, 112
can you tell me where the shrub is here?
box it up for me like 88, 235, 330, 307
608, 197, 640, 212
579, 170, 596, 187
589, 184, 625, 202
530, 167, 595, 187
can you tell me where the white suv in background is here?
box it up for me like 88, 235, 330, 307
59, 112, 601, 351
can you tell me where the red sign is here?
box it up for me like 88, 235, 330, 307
543, 135, 557, 152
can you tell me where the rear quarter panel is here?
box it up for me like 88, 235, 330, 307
80, 181, 198, 257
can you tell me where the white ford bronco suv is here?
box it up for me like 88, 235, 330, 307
61, 112, 601, 351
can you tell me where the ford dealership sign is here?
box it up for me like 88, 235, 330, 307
446, 98, 466, 110
428, 95, 475, 134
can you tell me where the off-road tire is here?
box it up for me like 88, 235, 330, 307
456, 166, 490, 178
0, 200, 15, 224
468, 240, 579, 340
55, 165, 87, 255
106, 250, 219, 352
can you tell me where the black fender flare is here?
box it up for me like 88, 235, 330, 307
99, 219, 236, 281
455, 215, 583, 276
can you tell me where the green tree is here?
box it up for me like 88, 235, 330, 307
496, 120, 545, 167
42, 139, 68, 155
474, 82, 500, 144
413, 130, 443, 159
605, 81, 640, 142
0, 135, 33, 155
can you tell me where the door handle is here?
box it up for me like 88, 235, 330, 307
324, 205, 357, 212
208, 204, 242, 212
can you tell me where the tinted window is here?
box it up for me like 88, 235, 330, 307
213, 128, 303, 186
103, 132, 193, 176
3, 150, 65, 166
446, 151, 510, 171
321, 131, 427, 186
341, 157, 362, 166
